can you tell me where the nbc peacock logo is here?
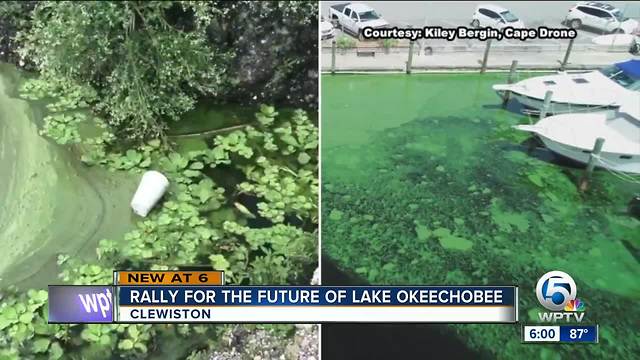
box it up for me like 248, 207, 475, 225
536, 271, 586, 322
564, 299, 585, 312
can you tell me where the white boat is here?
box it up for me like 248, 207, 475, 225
514, 102, 640, 174
494, 59, 640, 113
592, 34, 636, 49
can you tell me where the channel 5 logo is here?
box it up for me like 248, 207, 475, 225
536, 271, 585, 322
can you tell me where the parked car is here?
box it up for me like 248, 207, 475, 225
471, 4, 525, 30
564, 2, 639, 34
321, 16, 335, 40
329, 2, 389, 41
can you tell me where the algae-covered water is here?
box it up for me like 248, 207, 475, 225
321, 73, 640, 359
0, 64, 138, 289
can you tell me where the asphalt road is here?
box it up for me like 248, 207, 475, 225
321, 1, 640, 47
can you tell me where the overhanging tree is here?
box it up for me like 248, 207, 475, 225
20, 1, 229, 140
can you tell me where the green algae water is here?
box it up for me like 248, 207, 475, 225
322, 73, 640, 359
0, 64, 138, 289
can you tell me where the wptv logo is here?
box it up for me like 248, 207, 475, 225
536, 271, 586, 323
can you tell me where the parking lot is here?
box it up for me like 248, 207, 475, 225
321, 1, 640, 49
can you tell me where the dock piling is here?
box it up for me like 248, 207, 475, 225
579, 137, 605, 192
502, 60, 518, 105
331, 40, 336, 74
480, 39, 492, 73
560, 38, 574, 71
540, 90, 553, 120
406, 40, 414, 74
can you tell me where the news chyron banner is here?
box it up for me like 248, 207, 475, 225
48, 271, 518, 323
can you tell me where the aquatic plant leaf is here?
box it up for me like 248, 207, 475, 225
127, 326, 139, 340
183, 170, 201, 178
0, 316, 14, 330
19, 312, 34, 324
190, 179, 216, 203
139, 158, 151, 168
210, 254, 230, 271
297, 152, 311, 165
169, 153, 189, 170
118, 339, 134, 351
189, 161, 204, 170
31, 338, 50, 353
49, 342, 63, 359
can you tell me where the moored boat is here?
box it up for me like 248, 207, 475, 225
514, 102, 640, 174
494, 59, 640, 114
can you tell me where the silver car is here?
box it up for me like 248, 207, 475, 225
471, 4, 525, 30
565, 2, 639, 34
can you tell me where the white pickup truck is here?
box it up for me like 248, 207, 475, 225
329, 2, 389, 40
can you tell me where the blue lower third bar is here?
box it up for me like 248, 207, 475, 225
559, 325, 598, 343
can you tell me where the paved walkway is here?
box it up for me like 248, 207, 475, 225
322, 47, 637, 72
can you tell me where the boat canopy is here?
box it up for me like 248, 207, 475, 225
615, 59, 640, 80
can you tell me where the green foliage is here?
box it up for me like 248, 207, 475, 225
336, 35, 357, 49
233, 108, 318, 223
0, 289, 67, 360
58, 258, 114, 285
256, 104, 278, 126
0, 1, 35, 66
20, 75, 97, 105
211, 1, 318, 109
273, 109, 318, 156
381, 38, 399, 49
3, 1, 318, 358
252, 324, 295, 337
13, 1, 319, 141
0, 102, 317, 359
40, 113, 85, 144
242, 224, 316, 284
117, 200, 219, 266
21, 75, 100, 146
240, 159, 316, 223
19, 1, 228, 140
